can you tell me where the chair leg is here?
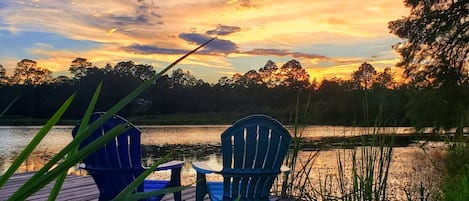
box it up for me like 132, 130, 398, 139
173, 191, 182, 201
196, 172, 208, 201
170, 167, 182, 201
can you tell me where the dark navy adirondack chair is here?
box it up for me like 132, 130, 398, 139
192, 114, 291, 201
72, 112, 184, 201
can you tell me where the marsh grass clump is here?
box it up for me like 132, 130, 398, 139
442, 141, 469, 201
278, 127, 395, 201
444, 142, 469, 178
336, 130, 394, 201
278, 86, 398, 200
299, 126, 394, 201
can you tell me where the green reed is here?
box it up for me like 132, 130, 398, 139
0, 96, 19, 118
338, 131, 394, 201
442, 141, 469, 201
279, 88, 396, 201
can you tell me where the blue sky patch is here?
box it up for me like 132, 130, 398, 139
306, 37, 401, 59
0, 1, 8, 9
0, 30, 101, 59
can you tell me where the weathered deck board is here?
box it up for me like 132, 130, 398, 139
0, 172, 208, 201
0, 173, 100, 201
0, 173, 291, 201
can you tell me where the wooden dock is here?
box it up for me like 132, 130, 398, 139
0, 173, 291, 201
0, 172, 207, 201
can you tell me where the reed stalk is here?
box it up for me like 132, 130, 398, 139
281, 87, 396, 201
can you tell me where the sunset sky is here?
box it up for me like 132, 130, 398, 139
0, 0, 410, 83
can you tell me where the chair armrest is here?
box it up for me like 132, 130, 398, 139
153, 160, 184, 171
280, 165, 291, 174
78, 163, 86, 169
192, 161, 222, 174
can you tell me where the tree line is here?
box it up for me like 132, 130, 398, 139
0, 56, 464, 129
0, 57, 409, 126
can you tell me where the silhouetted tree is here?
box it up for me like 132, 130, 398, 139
69, 57, 92, 80
389, 0, 469, 134
389, 0, 468, 87
170, 68, 204, 88
316, 77, 361, 124
259, 60, 279, 88
133, 64, 156, 81
104, 63, 113, 73
277, 59, 311, 89
216, 76, 232, 87
0, 64, 7, 85
351, 62, 377, 89
114, 61, 135, 77
374, 67, 396, 89
113, 61, 156, 81
231, 70, 262, 88
12, 59, 52, 85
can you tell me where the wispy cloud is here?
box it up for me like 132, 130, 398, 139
243, 48, 329, 60
122, 44, 187, 55
123, 32, 239, 56
179, 33, 238, 55
206, 24, 241, 36
227, 0, 262, 9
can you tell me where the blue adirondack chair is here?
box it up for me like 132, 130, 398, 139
192, 114, 291, 201
72, 112, 184, 201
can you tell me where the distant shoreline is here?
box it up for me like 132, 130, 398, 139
142, 134, 452, 155
0, 112, 415, 127
0, 113, 239, 126
0, 118, 414, 127
0, 117, 233, 126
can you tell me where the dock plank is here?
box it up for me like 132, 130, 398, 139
0, 173, 291, 201
0, 172, 203, 201
0, 173, 100, 201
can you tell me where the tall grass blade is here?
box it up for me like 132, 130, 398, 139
75, 81, 103, 139
158, 38, 216, 76
8, 125, 129, 201
282, 89, 315, 199
48, 163, 67, 201
48, 82, 102, 201
0, 95, 19, 118
0, 94, 75, 188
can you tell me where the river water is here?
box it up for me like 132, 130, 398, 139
0, 125, 445, 200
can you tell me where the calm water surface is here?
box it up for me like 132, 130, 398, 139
0, 125, 444, 200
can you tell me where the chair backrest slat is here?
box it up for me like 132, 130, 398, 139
117, 134, 130, 168
254, 126, 270, 169
233, 129, 245, 169
244, 126, 258, 169
220, 114, 291, 200
263, 131, 280, 169
221, 136, 233, 169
